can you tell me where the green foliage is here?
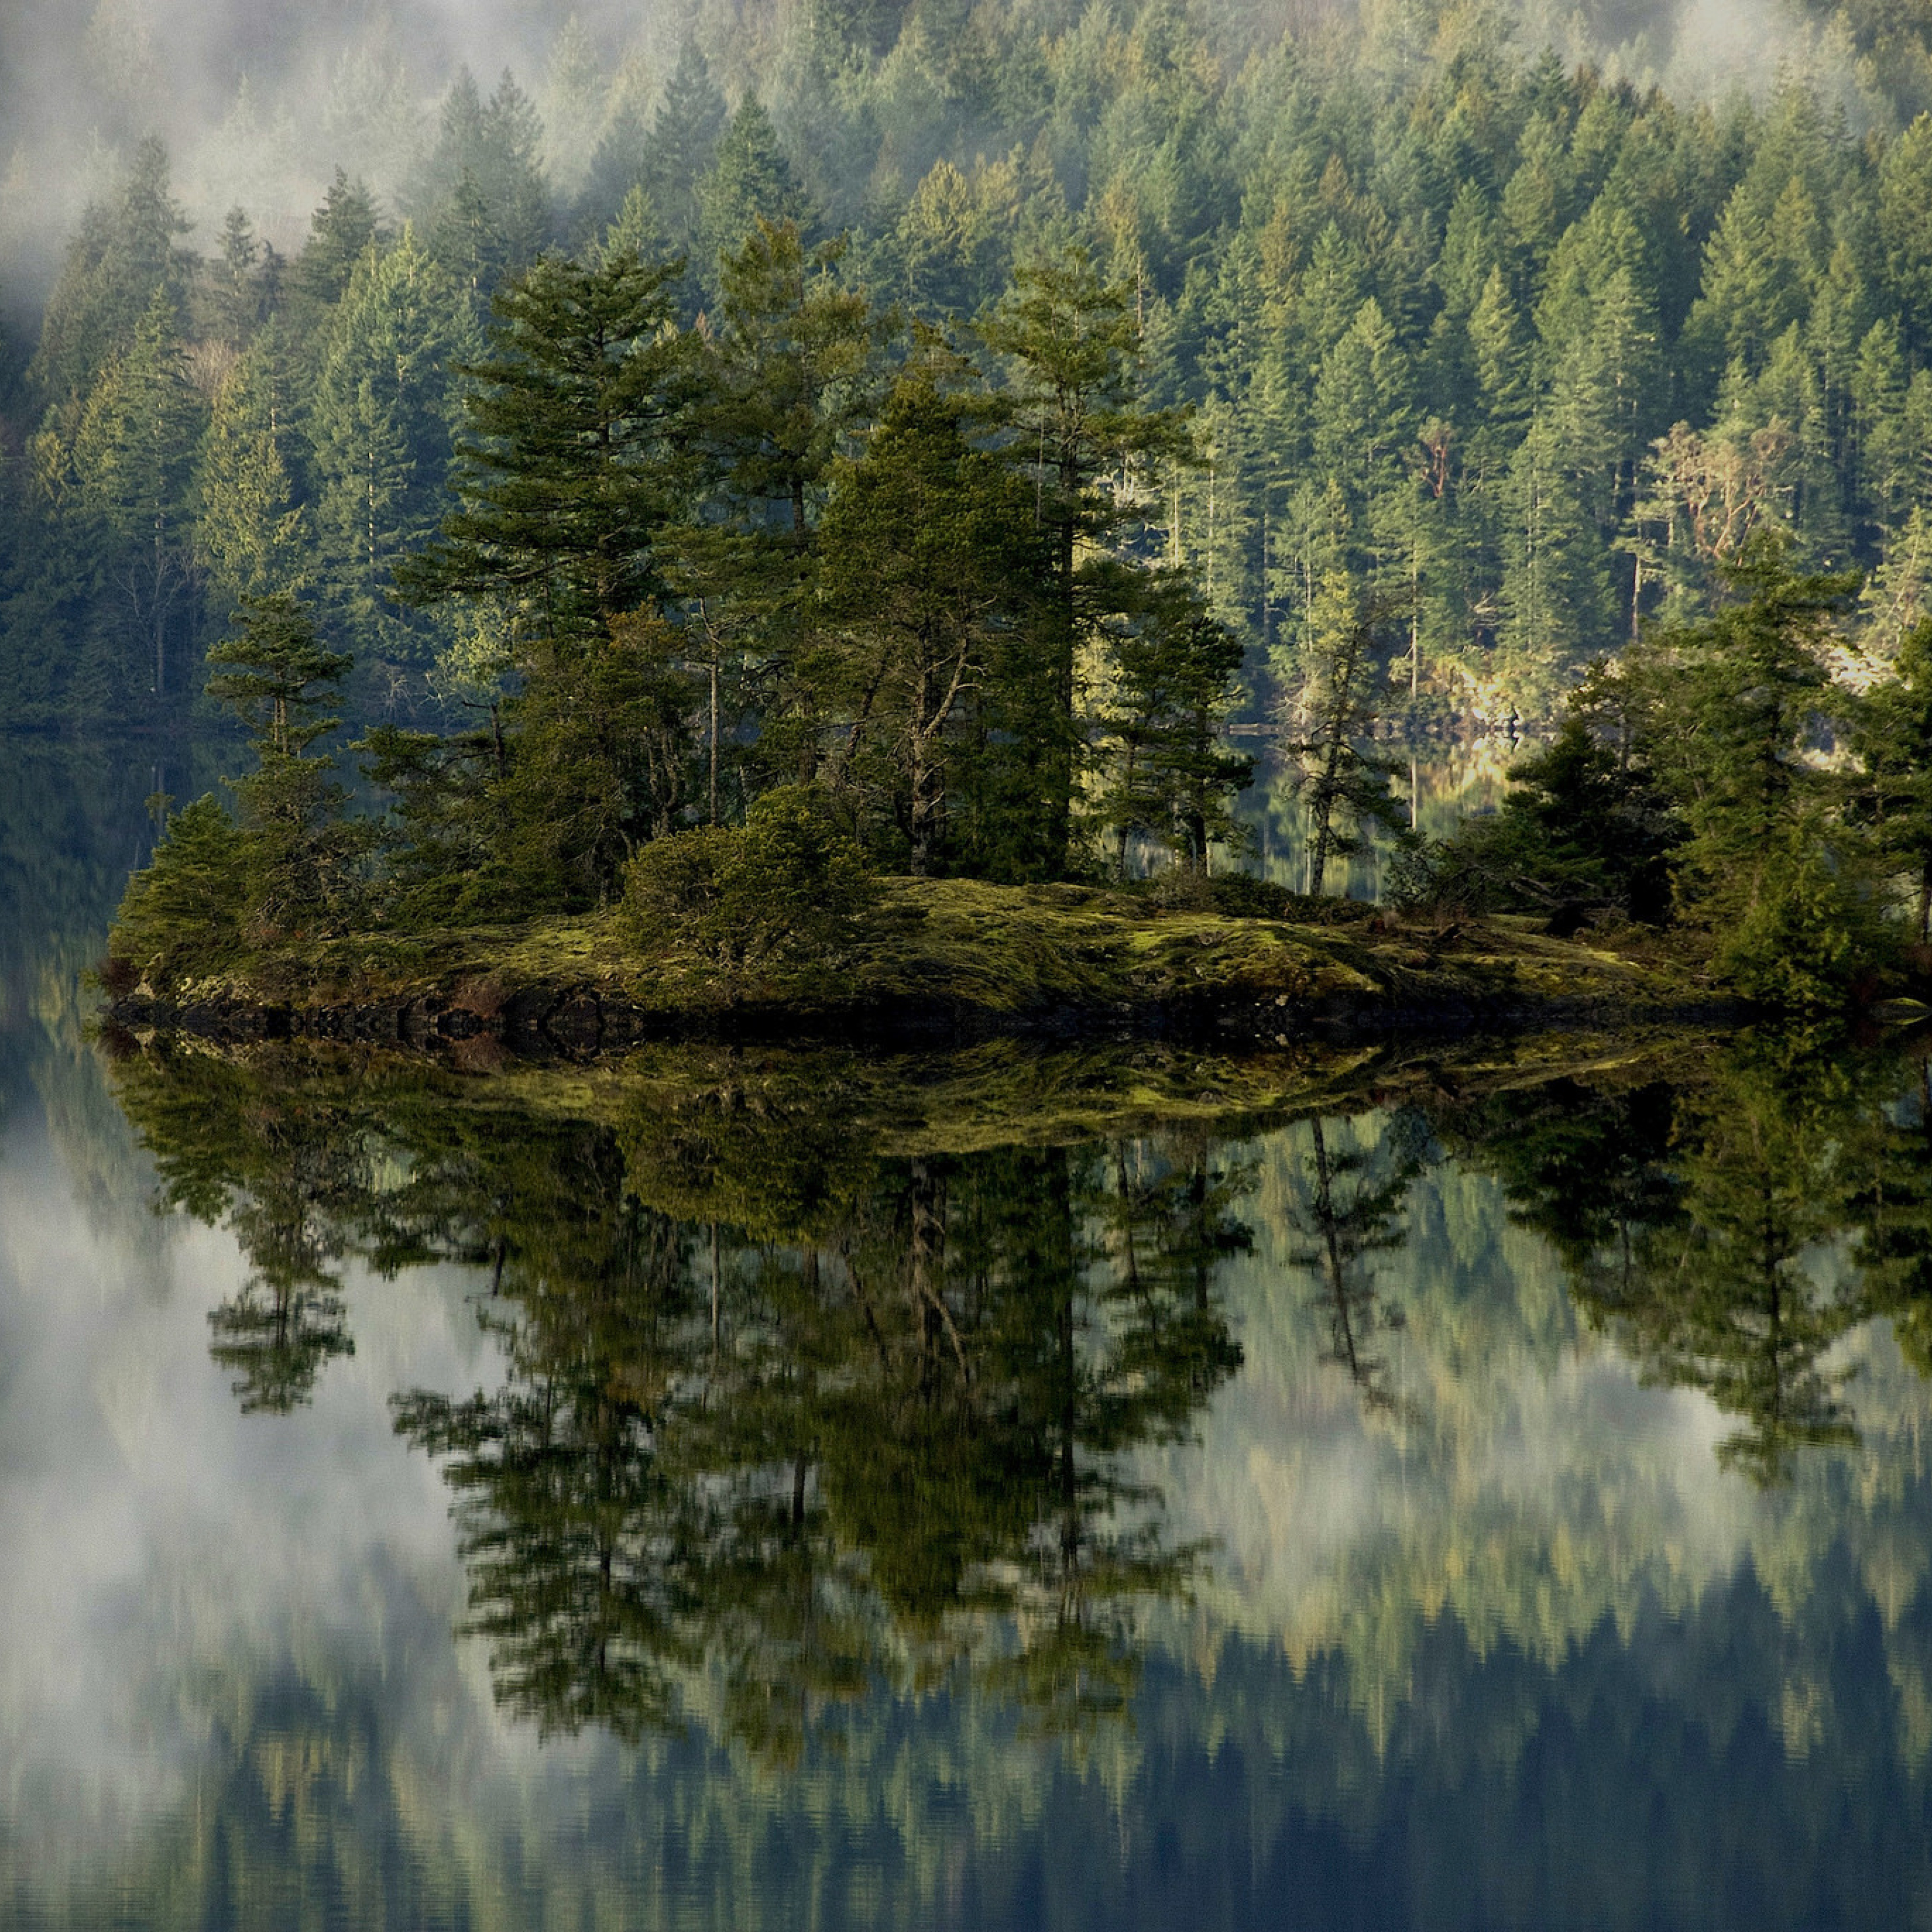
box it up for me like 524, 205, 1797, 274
814, 347, 1052, 875
29, 16, 1932, 738
623, 785, 876, 973
393, 243, 692, 642
26, 136, 191, 408
308, 230, 476, 673
698, 95, 812, 289
1848, 615, 1932, 938
109, 793, 249, 990
194, 320, 308, 604
1394, 710, 1680, 921
405, 68, 550, 282
1713, 838, 1894, 1009
49, 28, 1932, 987
640, 40, 726, 256
205, 595, 367, 942
1280, 573, 1412, 895
205, 592, 352, 756
1096, 573, 1254, 876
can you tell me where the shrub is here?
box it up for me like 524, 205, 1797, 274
111, 795, 250, 994
1715, 845, 1896, 1010
625, 787, 876, 974
1207, 874, 1294, 920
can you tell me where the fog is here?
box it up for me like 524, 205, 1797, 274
0, 0, 1864, 329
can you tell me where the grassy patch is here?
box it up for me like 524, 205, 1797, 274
157, 876, 1706, 1026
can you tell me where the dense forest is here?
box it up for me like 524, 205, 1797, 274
9, 0, 1932, 975
17, 0, 1932, 736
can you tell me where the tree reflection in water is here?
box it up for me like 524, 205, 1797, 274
1433, 1031, 1932, 1485
109, 1025, 1932, 1751
1287, 1112, 1429, 1415
115, 1045, 1251, 1751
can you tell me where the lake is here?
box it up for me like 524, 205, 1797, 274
5, 739, 1932, 1929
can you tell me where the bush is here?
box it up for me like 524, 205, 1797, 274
111, 795, 250, 994
1715, 847, 1896, 1010
1389, 719, 1680, 923
625, 787, 876, 974
1207, 874, 1294, 919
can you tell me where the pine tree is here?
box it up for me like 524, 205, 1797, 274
205, 592, 364, 938
701, 221, 880, 542
1311, 297, 1411, 517
1850, 616, 1932, 940
1626, 539, 1880, 1002
66, 286, 206, 698
1466, 264, 1531, 477
1281, 571, 1411, 896
1097, 573, 1253, 877
407, 68, 552, 281
1879, 113, 1932, 359
310, 233, 477, 669
294, 170, 383, 312
980, 244, 1191, 873
815, 351, 1051, 874
28, 136, 192, 407
196, 320, 308, 606
577, 101, 654, 244
644, 41, 727, 254
698, 96, 812, 287
395, 243, 693, 648
210, 206, 264, 348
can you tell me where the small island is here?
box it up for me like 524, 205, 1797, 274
103, 878, 1717, 1055
96, 237, 1932, 1054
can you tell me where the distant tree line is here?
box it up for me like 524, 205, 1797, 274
20, 4, 1932, 736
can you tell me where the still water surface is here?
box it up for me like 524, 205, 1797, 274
6, 742, 1932, 1928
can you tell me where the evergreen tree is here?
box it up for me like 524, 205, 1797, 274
1848, 615, 1932, 939
1096, 573, 1253, 877
195, 320, 308, 606
205, 592, 364, 938
643, 41, 727, 255
815, 351, 1050, 874
407, 68, 552, 281
1280, 571, 1411, 896
697, 96, 812, 287
310, 233, 476, 670
1626, 539, 1882, 1003
28, 136, 192, 408
209, 206, 265, 349
65, 286, 206, 699
980, 245, 1191, 874
395, 244, 692, 644
294, 170, 383, 312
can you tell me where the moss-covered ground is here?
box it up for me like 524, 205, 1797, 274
139, 876, 1710, 1038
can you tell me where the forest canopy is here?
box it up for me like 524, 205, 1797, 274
14, 0, 1932, 735
19, 0, 1932, 998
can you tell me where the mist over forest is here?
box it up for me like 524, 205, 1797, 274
0, 0, 1898, 311
9, 0, 1932, 774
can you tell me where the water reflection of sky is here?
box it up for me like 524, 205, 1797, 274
3, 1060, 1929, 1924
7, 739, 1932, 1928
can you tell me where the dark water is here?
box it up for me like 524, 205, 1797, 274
9, 741, 1932, 1929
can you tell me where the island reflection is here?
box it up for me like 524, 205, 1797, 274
107, 1025, 1932, 1754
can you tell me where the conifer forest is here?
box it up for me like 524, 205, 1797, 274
0, 0, 1927, 1006
20, 7, 1932, 1926
0, 3, 1921, 731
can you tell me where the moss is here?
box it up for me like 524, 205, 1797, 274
109, 1025, 1730, 1174
144, 875, 1707, 1033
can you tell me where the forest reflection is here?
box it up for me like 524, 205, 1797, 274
114, 1044, 1258, 1752
107, 1024, 1932, 1749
